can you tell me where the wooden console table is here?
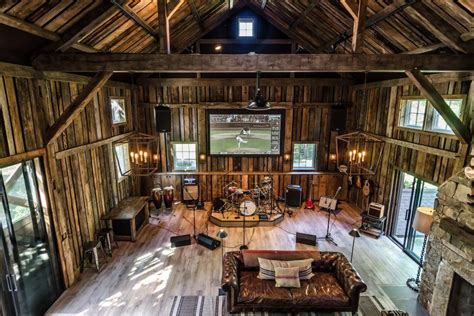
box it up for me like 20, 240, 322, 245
102, 196, 149, 242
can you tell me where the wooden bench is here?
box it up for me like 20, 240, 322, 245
102, 197, 149, 242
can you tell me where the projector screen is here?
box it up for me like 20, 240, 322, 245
208, 110, 284, 156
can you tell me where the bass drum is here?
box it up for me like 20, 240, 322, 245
240, 199, 256, 216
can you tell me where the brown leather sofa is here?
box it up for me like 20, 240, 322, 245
222, 251, 367, 314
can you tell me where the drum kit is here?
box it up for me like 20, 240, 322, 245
215, 175, 282, 218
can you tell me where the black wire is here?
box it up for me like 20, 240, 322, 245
275, 225, 296, 236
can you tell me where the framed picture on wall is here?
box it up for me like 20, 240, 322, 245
110, 96, 127, 125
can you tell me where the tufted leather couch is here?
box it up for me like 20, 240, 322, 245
222, 251, 367, 314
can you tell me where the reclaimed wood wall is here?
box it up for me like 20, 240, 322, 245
137, 78, 352, 201
0, 68, 137, 287
347, 74, 473, 217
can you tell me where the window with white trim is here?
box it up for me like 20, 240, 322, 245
292, 143, 317, 170
238, 18, 254, 37
172, 143, 197, 171
401, 99, 426, 129
431, 99, 463, 133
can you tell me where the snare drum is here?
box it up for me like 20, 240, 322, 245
163, 186, 174, 208
240, 199, 256, 216
151, 187, 163, 209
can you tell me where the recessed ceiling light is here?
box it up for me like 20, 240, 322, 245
215, 45, 222, 51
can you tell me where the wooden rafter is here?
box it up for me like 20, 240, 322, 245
158, 0, 170, 54
168, 0, 185, 19
460, 30, 474, 42
0, 12, 96, 52
289, 0, 319, 31
351, 0, 367, 53
246, 1, 321, 52
404, 3, 473, 54
32, 53, 474, 72
111, 0, 159, 41
320, 0, 416, 53
176, 1, 246, 53
340, 0, 358, 19
188, 0, 204, 30
261, 0, 268, 10
406, 68, 472, 144
402, 43, 446, 54
45, 72, 113, 146
42, 1, 118, 53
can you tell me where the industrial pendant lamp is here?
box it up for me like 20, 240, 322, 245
247, 71, 270, 110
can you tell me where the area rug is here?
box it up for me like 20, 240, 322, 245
169, 295, 382, 316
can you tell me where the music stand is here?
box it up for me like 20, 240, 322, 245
317, 187, 342, 246
240, 204, 248, 250
183, 186, 198, 239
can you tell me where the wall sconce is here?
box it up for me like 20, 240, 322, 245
199, 154, 207, 163
329, 154, 337, 162
283, 153, 291, 162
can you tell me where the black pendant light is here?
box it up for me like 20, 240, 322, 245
247, 71, 270, 111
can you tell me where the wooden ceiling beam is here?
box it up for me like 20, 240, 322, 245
261, 0, 268, 10
0, 12, 96, 52
199, 38, 292, 45
289, 0, 320, 31
45, 71, 113, 146
404, 3, 473, 54
406, 68, 472, 144
460, 30, 474, 42
320, 0, 416, 52
157, 0, 170, 54
351, 0, 367, 53
111, 0, 159, 41
32, 53, 474, 72
340, 0, 358, 20
42, 1, 118, 52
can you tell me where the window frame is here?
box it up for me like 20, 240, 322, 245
291, 142, 318, 171
238, 18, 255, 38
171, 142, 198, 171
114, 142, 130, 182
399, 97, 427, 130
398, 95, 466, 135
110, 96, 127, 126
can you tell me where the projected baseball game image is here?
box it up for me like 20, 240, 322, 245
208, 111, 283, 155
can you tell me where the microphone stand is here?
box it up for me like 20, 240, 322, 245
183, 186, 197, 239
240, 204, 248, 250
317, 186, 342, 246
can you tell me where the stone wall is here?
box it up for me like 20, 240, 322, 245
418, 168, 474, 314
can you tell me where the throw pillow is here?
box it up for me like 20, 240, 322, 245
275, 267, 301, 288
257, 257, 314, 280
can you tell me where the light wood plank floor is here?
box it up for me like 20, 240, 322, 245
47, 202, 418, 316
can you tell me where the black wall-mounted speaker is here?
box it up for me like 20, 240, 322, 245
296, 232, 317, 246
197, 233, 221, 250
285, 185, 302, 207
170, 234, 191, 247
155, 106, 171, 133
330, 107, 347, 132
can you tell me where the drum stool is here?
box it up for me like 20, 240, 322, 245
97, 228, 119, 256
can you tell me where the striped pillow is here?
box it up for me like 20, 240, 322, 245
257, 258, 314, 280
275, 267, 301, 288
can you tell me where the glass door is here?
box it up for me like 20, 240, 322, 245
0, 160, 62, 316
390, 171, 437, 263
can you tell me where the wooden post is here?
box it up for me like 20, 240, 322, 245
158, 0, 170, 54
45, 71, 113, 145
352, 0, 367, 53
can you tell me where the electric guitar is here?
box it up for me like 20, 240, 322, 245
304, 180, 315, 210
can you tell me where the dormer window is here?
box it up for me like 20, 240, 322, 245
238, 18, 254, 37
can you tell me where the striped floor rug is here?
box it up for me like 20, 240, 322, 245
169, 295, 382, 316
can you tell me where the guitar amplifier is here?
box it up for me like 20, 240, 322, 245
368, 202, 385, 218
183, 184, 199, 203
